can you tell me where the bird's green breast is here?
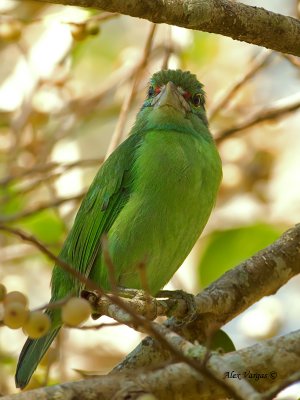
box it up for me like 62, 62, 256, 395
15, 70, 223, 391
98, 128, 221, 294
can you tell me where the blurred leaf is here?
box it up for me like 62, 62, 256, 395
0, 185, 24, 216
71, 18, 123, 81
20, 210, 65, 244
182, 31, 219, 67
23, 375, 44, 391
199, 223, 281, 287
211, 329, 235, 353
0, 351, 15, 365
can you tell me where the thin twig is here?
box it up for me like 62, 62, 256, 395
64, 12, 119, 24
67, 64, 139, 117
0, 225, 101, 292
215, 92, 300, 143
209, 50, 273, 120
261, 370, 300, 400
71, 321, 121, 330
93, 12, 119, 22
32, 295, 72, 312
161, 26, 173, 70
105, 23, 157, 159
0, 158, 101, 186
281, 53, 300, 68
0, 224, 247, 399
0, 170, 77, 204
0, 193, 84, 223
114, 224, 300, 374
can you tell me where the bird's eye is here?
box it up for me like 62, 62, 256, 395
148, 86, 155, 97
192, 93, 204, 107
148, 85, 161, 98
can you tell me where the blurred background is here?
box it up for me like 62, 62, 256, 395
0, 0, 300, 397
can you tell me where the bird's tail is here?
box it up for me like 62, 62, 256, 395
15, 309, 61, 389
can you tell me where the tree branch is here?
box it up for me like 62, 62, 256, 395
0, 193, 84, 223
2, 224, 300, 398
3, 330, 300, 399
215, 92, 300, 142
209, 50, 273, 121
105, 23, 157, 159
0, 159, 101, 187
26, 0, 300, 56
114, 223, 300, 371
0, 225, 253, 399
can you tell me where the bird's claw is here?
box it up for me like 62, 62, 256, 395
115, 287, 151, 300
156, 289, 198, 324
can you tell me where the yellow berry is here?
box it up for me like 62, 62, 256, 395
4, 291, 28, 307
23, 311, 51, 339
0, 20, 22, 42
70, 24, 87, 41
29, 110, 49, 127
0, 284, 7, 301
3, 302, 28, 329
62, 297, 91, 326
86, 20, 100, 36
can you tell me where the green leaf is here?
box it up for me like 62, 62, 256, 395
0, 184, 24, 216
20, 210, 65, 244
182, 31, 219, 67
211, 329, 236, 353
199, 223, 281, 287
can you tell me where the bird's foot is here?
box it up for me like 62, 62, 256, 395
156, 289, 198, 324
81, 288, 154, 320
114, 287, 149, 300
81, 289, 103, 320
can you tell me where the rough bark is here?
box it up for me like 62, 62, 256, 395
3, 330, 300, 400
29, 0, 300, 56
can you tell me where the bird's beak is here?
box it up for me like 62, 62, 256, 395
152, 81, 190, 113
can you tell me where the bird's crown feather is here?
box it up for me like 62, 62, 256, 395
150, 69, 204, 96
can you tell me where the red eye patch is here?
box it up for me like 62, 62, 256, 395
155, 87, 161, 94
183, 91, 191, 100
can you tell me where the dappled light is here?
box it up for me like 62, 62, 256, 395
0, 1, 300, 399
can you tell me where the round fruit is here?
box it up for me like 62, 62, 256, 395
4, 291, 28, 307
0, 20, 22, 42
86, 20, 100, 36
23, 311, 51, 339
70, 24, 87, 41
0, 284, 7, 302
62, 297, 91, 326
3, 302, 28, 329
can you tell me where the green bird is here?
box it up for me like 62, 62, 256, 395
15, 69, 222, 389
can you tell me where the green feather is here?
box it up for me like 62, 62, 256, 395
15, 69, 222, 389
151, 69, 204, 96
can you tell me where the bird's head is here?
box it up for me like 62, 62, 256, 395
140, 69, 208, 128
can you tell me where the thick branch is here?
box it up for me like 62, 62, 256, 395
3, 330, 300, 400
115, 223, 300, 371
194, 223, 300, 326
89, 218, 300, 324
29, 0, 300, 56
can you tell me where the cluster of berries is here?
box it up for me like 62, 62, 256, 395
0, 283, 92, 339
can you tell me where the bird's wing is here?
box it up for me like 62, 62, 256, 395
51, 133, 143, 297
